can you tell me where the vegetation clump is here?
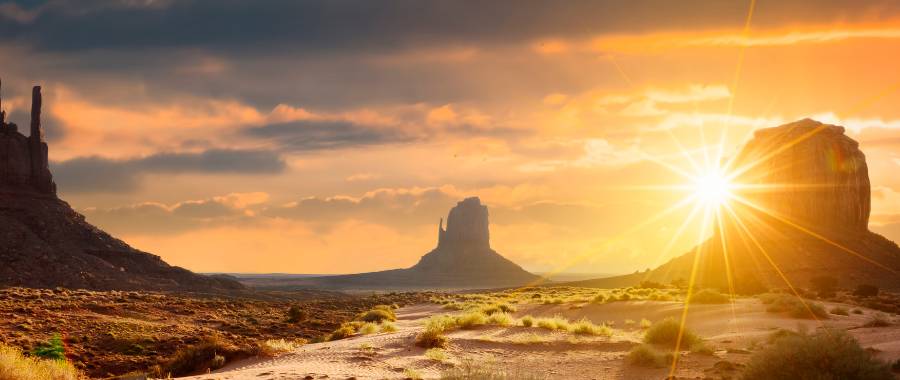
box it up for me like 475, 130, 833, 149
0, 343, 78, 380
626, 344, 673, 368
286, 305, 309, 323
643, 318, 701, 349
32, 334, 66, 361
355, 305, 397, 323
830, 306, 850, 316
758, 293, 828, 319
689, 289, 730, 304
742, 329, 893, 380
151, 336, 239, 377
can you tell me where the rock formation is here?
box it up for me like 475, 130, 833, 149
263, 197, 541, 290
0, 80, 243, 292
572, 119, 900, 291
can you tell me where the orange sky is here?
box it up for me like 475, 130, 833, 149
2, 1, 899, 274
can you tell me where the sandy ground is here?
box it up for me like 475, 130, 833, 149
184, 300, 900, 380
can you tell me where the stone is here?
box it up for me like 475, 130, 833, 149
0, 80, 243, 292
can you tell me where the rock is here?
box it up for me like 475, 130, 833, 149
0, 81, 243, 292
731, 118, 870, 234
285, 197, 540, 289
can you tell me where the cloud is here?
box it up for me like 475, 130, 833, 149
243, 119, 415, 152
53, 149, 286, 193
81, 192, 265, 235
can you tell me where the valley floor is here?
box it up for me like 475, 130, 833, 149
190, 300, 900, 380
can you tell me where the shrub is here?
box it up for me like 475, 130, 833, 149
415, 328, 448, 349
830, 306, 849, 316
639, 280, 666, 289
258, 339, 305, 356
286, 305, 308, 323
441, 360, 545, 380
643, 318, 701, 348
153, 336, 236, 377
570, 318, 611, 336
535, 315, 571, 331
487, 312, 514, 326
626, 344, 672, 368
456, 311, 488, 329
742, 329, 892, 380
639, 318, 652, 329
0, 344, 78, 380
481, 303, 517, 315
854, 284, 880, 298
863, 313, 892, 328
32, 334, 66, 361
425, 348, 448, 362
689, 289, 730, 304
380, 321, 398, 333
591, 294, 606, 303
521, 315, 534, 327
356, 306, 396, 323
357, 322, 380, 335
328, 324, 357, 341
760, 293, 829, 319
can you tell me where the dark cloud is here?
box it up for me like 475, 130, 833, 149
81, 196, 249, 235
243, 120, 415, 152
2, 0, 898, 54
52, 149, 286, 193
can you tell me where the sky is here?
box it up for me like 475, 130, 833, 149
1, 0, 899, 275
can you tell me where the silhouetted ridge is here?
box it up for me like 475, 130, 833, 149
0, 80, 243, 292
262, 197, 540, 290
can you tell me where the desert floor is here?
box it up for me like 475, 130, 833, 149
187, 299, 900, 380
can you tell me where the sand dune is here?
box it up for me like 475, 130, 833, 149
187, 300, 900, 380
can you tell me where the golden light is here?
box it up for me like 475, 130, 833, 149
691, 169, 734, 207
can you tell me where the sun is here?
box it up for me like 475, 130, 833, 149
692, 169, 734, 206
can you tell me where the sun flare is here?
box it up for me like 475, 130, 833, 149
692, 169, 734, 206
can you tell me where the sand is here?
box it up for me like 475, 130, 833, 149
184, 300, 900, 380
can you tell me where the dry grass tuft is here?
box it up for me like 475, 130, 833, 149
0, 344, 79, 380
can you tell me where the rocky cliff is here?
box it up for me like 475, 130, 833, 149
258, 197, 541, 290
0, 81, 243, 292
573, 119, 900, 291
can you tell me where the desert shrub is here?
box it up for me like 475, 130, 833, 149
415, 328, 448, 349
0, 344, 78, 380
357, 322, 380, 335
810, 275, 839, 297
639, 280, 666, 289
643, 318, 701, 348
258, 339, 305, 356
32, 334, 66, 361
441, 360, 546, 380
481, 303, 517, 315
286, 305, 308, 323
356, 306, 396, 323
425, 348, 448, 362
570, 318, 611, 336
760, 293, 828, 319
153, 336, 236, 377
864, 313, 892, 328
487, 312, 514, 326
591, 294, 606, 304
456, 311, 488, 329
520, 315, 534, 327
404, 368, 424, 380
742, 329, 892, 380
639, 318, 652, 329
689, 289, 730, 304
690, 341, 715, 355
328, 324, 357, 341
443, 302, 466, 311
830, 306, 849, 316
854, 284, 880, 298
380, 321, 398, 332
626, 344, 672, 368
535, 315, 571, 331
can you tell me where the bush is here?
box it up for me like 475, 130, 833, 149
521, 315, 534, 327
643, 318, 701, 348
570, 318, 611, 336
357, 322, 380, 335
486, 312, 514, 326
481, 303, 517, 315
639, 318, 652, 329
0, 343, 78, 380
863, 313, 892, 328
441, 360, 545, 380
356, 306, 396, 323
830, 306, 849, 316
258, 339, 305, 356
153, 336, 236, 377
32, 334, 66, 361
535, 315, 571, 331
328, 324, 357, 341
456, 311, 488, 329
742, 329, 893, 380
689, 289, 730, 304
286, 305, 308, 323
626, 344, 672, 368
854, 284, 880, 298
760, 293, 829, 319
380, 321, 398, 333
425, 348, 448, 362
416, 316, 451, 348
